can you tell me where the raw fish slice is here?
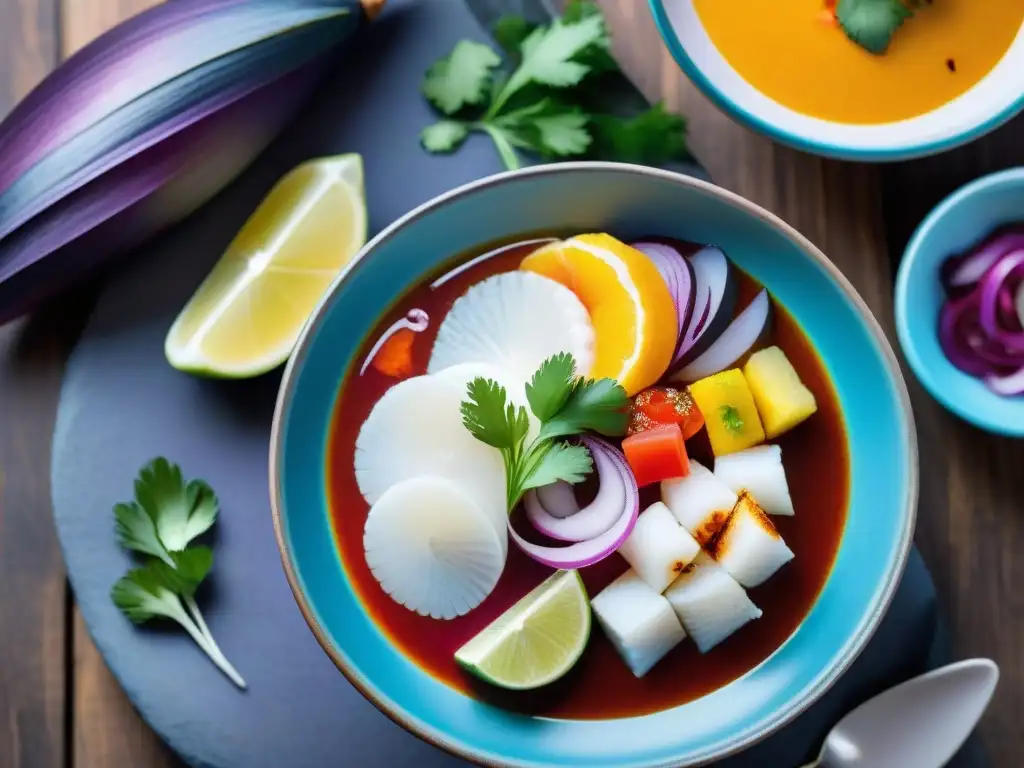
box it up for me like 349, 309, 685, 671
664, 551, 762, 653
427, 271, 596, 384
661, 461, 738, 546
435, 361, 539, 442
714, 444, 795, 516
363, 476, 506, 619
711, 491, 794, 588
591, 568, 686, 678
354, 374, 507, 553
616, 501, 700, 593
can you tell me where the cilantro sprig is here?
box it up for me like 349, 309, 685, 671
460, 352, 628, 511
420, 1, 688, 171
836, 0, 926, 55
110, 459, 246, 690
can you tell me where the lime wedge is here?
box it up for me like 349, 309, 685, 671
165, 153, 367, 378
455, 570, 591, 690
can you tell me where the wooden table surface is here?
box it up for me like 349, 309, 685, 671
0, 1, 1021, 766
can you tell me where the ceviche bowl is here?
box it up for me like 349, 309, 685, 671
270, 162, 917, 767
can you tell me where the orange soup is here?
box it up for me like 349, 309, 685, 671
694, 0, 1024, 124
326, 238, 850, 719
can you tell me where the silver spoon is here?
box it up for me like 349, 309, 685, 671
801, 659, 999, 768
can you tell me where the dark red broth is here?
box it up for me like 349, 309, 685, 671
326, 239, 849, 720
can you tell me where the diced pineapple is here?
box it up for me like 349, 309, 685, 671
743, 346, 818, 439
689, 369, 765, 457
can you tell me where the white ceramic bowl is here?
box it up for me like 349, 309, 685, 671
650, 0, 1024, 161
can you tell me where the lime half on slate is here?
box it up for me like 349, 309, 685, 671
455, 570, 591, 690
165, 153, 367, 378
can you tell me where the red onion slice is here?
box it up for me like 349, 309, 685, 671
946, 232, 1024, 288
535, 481, 580, 519
672, 290, 771, 383
985, 367, 1024, 396
672, 246, 737, 370
632, 241, 696, 348
978, 250, 1024, 351
524, 439, 625, 542
509, 438, 639, 569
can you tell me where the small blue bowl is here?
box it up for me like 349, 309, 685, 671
271, 162, 917, 767
896, 167, 1024, 436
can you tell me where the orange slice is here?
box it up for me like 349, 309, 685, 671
520, 233, 676, 395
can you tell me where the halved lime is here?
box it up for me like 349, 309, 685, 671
165, 153, 367, 378
454, 570, 591, 690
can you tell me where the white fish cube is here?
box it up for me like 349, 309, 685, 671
714, 444, 795, 516
661, 461, 738, 546
665, 552, 762, 653
711, 492, 794, 588
591, 569, 686, 677
616, 502, 700, 593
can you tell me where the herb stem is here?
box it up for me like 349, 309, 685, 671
179, 595, 248, 690
480, 124, 521, 171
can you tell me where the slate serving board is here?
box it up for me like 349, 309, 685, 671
51, 0, 961, 765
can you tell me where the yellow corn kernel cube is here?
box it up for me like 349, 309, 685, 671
743, 346, 818, 439
689, 369, 765, 457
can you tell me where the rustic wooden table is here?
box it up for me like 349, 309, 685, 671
0, 1, 1021, 766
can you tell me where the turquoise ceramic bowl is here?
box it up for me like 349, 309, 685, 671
270, 163, 917, 767
896, 167, 1024, 436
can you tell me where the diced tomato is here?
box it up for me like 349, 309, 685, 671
627, 386, 705, 441
371, 327, 416, 378
622, 423, 691, 487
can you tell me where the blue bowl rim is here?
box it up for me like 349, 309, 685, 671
647, 0, 1024, 163
895, 166, 1024, 437
269, 161, 919, 767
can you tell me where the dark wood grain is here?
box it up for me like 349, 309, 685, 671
0, 2, 66, 767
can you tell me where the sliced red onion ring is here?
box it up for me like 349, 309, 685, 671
632, 241, 696, 348
938, 293, 1021, 376
535, 481, 580, 519
978, 250, 1024, 351
525, 440, 625, 542
1016, 282, 1024, 330
672, 289, 771, 383
673, 246, 737, 370
945, 232, 1024, 288
985, 367, 1024, 396
509, 438, 639, 569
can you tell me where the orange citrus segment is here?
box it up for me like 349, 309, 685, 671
519, 233, 676, 395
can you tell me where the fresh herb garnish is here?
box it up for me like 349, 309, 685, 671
719, 405, 745, 435
460, 353, 628, 510
419, 1, 688, 171
110, 458, 246, 690
836, 0, 926, 55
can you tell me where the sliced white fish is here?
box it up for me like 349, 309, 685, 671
427, 270, 596, 384
354, 374, 507, 554
363, 476, 506, 619
664, 551, 762, 653
711, 492, 794, 588
434, 361, 539, 443
591, 568, 686, 678
714, 444, 795, 516
661, 461, 738, 546
616, 502, 700, 593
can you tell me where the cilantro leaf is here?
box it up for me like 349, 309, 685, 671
836, 0, 914, 55
540, 377, 629, 440
529, 108, 591, 156
589, 104, 690, 164
114, 500, 173, 565
492, 15, 536, 58
720, 405, 745, 435
421, 121, 469, 152
133, 458, 218, 552
461, 377, 529, 450
525, 352, 577, 421
521, 442, 593, 491
111, 565, 187, 624
150, 547, 214, 598
423, 40, 502, 115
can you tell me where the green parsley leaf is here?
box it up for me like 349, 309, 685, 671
461, 377, 530, 450
114, 500, 173, 566
149, 547, 214, 598
421, 120, 469, 152
528, 108, 591, 156
836, 0, 915, 55
133, 457, 218, 552
422, 40, 502, 115
589, 104, 690, 164
492, 14, 536, 58
111, 565, 187, 624
540, 377, 630, 440
525, 352, 577, 421
521, 442, 593, 491
720, 405, 745, 435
